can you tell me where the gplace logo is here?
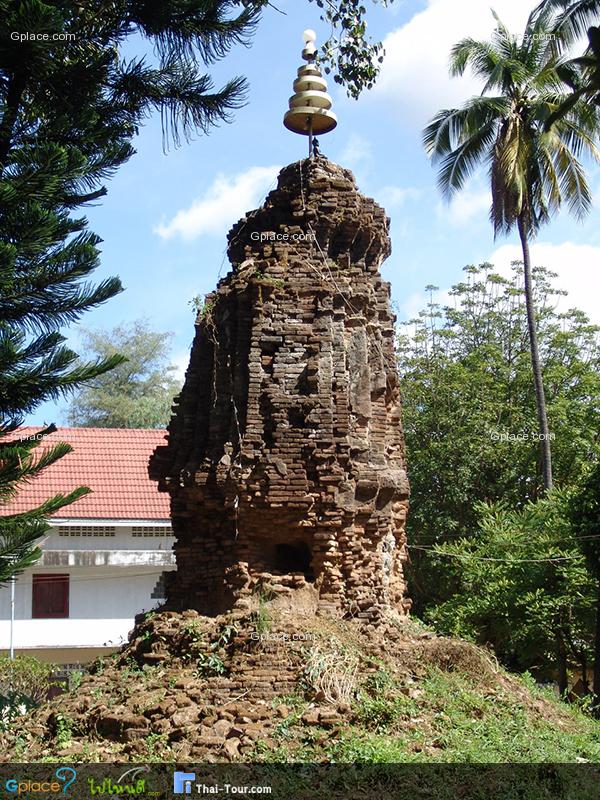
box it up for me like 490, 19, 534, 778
174, 772, 196, 794
5, 767, 77, 795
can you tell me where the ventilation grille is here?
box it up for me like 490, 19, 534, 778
132, 526, 172, 537
58, 526, 116, 537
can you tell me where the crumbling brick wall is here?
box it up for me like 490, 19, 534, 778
150, 157, 410, 619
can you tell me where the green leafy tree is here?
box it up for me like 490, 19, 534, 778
67, 321, 181, 429
427, 493, 596, 695
423, 7, 600, 491
398, 264, 600, 612
569, 461, 600, 713
313, 0, 394, 98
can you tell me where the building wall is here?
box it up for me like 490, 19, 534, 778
45, 523, 173, 552
0, 523, 175, 663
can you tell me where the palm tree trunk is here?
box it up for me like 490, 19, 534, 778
556, 631, 569, 697
517, 215, 553, 492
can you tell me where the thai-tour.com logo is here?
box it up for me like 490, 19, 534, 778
173, 772, 272, 795
4, 767, 77, 794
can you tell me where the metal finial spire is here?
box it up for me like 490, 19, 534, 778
283, 29, 337, 158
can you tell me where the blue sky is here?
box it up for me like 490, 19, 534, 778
31, 0, 600, 425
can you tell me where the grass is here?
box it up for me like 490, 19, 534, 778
249, 667, 600, 800
323, 668, 600, 764
3, 610, 599, 788
253, 665, 600, 767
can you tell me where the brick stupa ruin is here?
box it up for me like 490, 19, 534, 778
150, 157, 410, 621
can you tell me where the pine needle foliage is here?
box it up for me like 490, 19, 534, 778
0, 0, 263, 580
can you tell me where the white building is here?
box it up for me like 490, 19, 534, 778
0, 427, 175, 665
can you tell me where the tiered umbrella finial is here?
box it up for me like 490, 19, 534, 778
283, 29, 337, 157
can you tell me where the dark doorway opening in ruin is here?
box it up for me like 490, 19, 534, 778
259, 392, 276, 447
273, 541, 314, 580
288, 406, 307, 429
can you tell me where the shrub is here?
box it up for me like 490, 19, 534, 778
0, 655, 56, 730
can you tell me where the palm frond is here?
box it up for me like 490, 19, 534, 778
426, 1, 600, 242
538, 0, 600, 46
552, 140, 594, 218
535, 138, 562, 216
423, 97, 505, 159
553, 109, 600, 159
435, 121, 498, 198
450, 38, 500, 79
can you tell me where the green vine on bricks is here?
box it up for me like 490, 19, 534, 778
253, 270, 284, 289
194, 623, 238, 677
196, 652, 227, 677
181, 620, 205, 661
188, 296, 215, 325
143, 732, 171, 762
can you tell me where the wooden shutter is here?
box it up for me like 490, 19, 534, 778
32, 574, 69, 618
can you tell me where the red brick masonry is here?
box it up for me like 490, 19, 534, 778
151, 157, 410, 619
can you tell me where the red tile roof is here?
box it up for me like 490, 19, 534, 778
0, 427, 170, 520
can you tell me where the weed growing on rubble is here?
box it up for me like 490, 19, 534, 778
253, 270, 284, 289
54, 714, 73, 748
142, 732, 171, 762
193, 622, 237, 677
252, 593, 272, 636
181, 620, 205, 661
363, 666, 395, 696
121, 657, 147, 679
301, 640, 359, 704
195, 652, 226, 677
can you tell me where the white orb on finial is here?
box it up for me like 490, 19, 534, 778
303, 29, 317, 44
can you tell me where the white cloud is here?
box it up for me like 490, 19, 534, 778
490, 241, 600, 323
338, 134, 373, 169
155, 166, 280, 241
398, 241, 600, 324
374, 0, 538, 126
398, 287, 454, 322
171, 350, 191, 382
437, 186, 490, 226
378, 185, 422, 207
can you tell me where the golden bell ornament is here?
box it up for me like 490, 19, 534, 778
283, 30, 337, 156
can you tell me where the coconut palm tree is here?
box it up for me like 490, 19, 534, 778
536, 0, 600, 120
423, 8, 600, 492
538, 0, 599, 43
